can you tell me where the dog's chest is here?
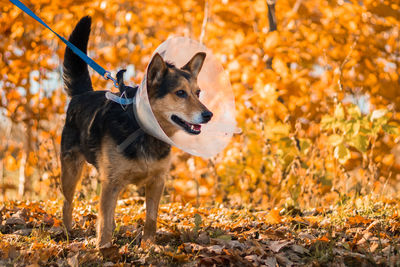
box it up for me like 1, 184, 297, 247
99, 136, 171, 185
114, 156, 170, 185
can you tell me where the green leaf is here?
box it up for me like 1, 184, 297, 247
371, 117, 388, 136
382, 124, 399, 135
360, 126, 371, 134
342, 121, 353, 135
334, 103, 345, 120
279, 137, 293, 148
299, 138, 311, 154
349, 135, 368, 153
334, 143, 351, 164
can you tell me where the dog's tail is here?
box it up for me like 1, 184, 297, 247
63, 16, 93, 97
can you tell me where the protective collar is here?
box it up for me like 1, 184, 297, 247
131, 37, 238, 158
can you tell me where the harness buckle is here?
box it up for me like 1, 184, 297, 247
103, 71, 119, 88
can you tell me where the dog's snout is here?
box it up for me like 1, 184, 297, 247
201, 110, 213, 122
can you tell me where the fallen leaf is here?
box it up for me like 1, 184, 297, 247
316, 235, 330, 242
348, 215, 372, 226
291, 244, 309, 254
208, 245, 223, 254
13, 228, 32, 236
67, 253, 79, 267
264, 208, 283, 224
197, 231, 210, 245
264, 256, 277, 267
268, 240, 293, 253
6, 216, 25, 226
100, 245, 120, 262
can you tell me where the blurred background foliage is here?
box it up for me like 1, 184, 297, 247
0, 0, 399, 209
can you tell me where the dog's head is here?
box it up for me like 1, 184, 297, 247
146, 52, 213, 137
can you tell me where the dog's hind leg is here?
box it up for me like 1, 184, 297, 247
143, 176, 165, 242
60, 147, 84, 231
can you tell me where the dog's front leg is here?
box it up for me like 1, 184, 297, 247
143, 176, 165, 242
97, 180, 123, 248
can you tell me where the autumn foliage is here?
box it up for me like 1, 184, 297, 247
0, 0, 399, 209
1, 0, 400, 265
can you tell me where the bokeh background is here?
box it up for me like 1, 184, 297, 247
0, 0, 399, 209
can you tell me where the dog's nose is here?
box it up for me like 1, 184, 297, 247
201, 111, 213, 122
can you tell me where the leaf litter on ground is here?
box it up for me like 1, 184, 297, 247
0, 197, 399, 266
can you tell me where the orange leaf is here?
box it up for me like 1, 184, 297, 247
316, 235, 330, 242
347, 215, 372, 225
264, 208, 283, 224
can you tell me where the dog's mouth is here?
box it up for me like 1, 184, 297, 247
171, 115, 202, 135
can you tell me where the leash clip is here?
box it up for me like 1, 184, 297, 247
103, 71, 119, 88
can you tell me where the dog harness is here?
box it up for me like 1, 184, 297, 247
105, 70, 143, 152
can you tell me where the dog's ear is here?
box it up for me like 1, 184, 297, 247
182, 52, 206, 79
147, 53, 167, 89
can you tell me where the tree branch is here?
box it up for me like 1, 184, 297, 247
267, 0, 277, 32
266, 0, 277, 69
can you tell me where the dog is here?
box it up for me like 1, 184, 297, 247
60, 16, 213, 248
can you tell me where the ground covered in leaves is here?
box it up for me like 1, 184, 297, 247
0, 197, 400, 266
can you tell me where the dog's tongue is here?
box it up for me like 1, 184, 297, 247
193, 124, 201, 131
187, 122, 201, 132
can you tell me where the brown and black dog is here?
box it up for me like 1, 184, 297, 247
61, 16, 213, 247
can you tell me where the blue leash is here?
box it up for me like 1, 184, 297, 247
9, 0, 118, 88
10, 0, 141, 150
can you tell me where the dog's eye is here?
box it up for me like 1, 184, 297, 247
195, 90, 201, 97
175, 90, 187, 98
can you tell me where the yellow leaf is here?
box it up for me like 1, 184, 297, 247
264, 31, 280, 51
328, 134, 342, 146
334, 143, 351, 164
272, 57, 289, 78
334, 103, 345, 119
